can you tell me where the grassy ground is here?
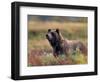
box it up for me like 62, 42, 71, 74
28, 50, 87, 66
28, 17, 88, 66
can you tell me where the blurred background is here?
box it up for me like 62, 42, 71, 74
28, 15, 88, 66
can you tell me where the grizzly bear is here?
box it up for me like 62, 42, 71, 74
46, 29, 87, 57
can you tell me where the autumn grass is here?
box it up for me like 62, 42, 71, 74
28, 21, 87, 31
28, 20, 88, 66
28, 49, 87, 66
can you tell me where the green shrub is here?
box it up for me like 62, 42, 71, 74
69, 48, 87, 64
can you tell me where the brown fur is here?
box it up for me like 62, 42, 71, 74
46, 29, 87, 57
60, 39, 87, 56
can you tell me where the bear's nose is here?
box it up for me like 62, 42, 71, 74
46, 34, 48, 38
46, 33, 53, 40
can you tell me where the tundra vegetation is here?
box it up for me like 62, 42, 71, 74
28, 15, 88, 66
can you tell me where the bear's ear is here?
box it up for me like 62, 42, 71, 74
56, 29, 59, 34
48, 29, 51, 32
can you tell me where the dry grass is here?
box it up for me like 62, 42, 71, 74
28, 20, 88, 66
28, 21, 87, 32
28, 50, 87, 66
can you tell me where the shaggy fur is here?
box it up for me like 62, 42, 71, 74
46, 29, 87, 57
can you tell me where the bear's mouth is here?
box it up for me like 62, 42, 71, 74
46, 37, 60, 49
46, 31, 61, 48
